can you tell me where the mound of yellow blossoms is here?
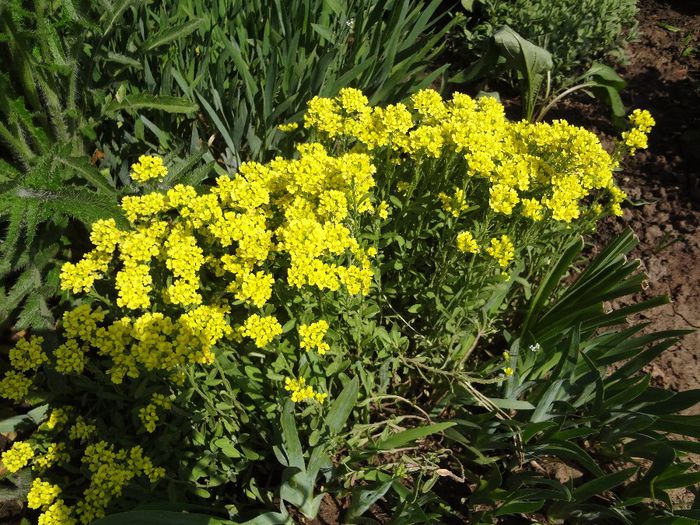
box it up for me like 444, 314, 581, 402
0, 90, 652, 524
1, 146, 376, 523
305, 88, 652, 223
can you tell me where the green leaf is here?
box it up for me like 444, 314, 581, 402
56, 155, 117, 196
325, 376, 359, 434
485, 398, 535, 410
495, 499, 544, 516
375, 422, 456, 451
573, 467, 638, 502
105, 95, 198, 114
0, 404, 48, 433
280, 401, 304, 470
346, 480, 393, 521
531, 379, 565, 423
493, 26, 553, 120
144, 19, 205, 51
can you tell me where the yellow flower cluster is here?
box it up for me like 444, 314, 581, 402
58, 142, 374, 367
28, 478, 62, 509
242, 314, 283, 348
69, 417, 97, 442
46, 408, 71, 431
304, 88, 645, 224
1, 441, 33, 473
377, 200, 391, 220
284, 377, 327, 403
9, 335, 46, 372
299, 320, 330, 355
38, 499, 75, 525
438, 188, 469, 218
138, 393, 172, 433
0, 370, 32, 401
277, 122, 299, 132
34, 443, 70, 472
456, 231, 479, 254
130, 155, 168, 183
623, 109, 655, 154
74, 442, 163, 524
0, 335, 48, 402
486, 235, 515, 268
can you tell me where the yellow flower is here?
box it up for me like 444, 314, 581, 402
1, 441, 33, 472
521, 198, 544, 221
9, 335, 46, 372
45, 408, 71, 431
38, 499, 75, 525
115, 264, 152, 310
338, 88, 369, 113
234, 271, 274, 308
0, 371, 32, 401
411, 88, 447, 123
27, 478, 61, 509
438, 188, 469, 218
130, 155, 168, 183
622, 127, 648, 153
34, 443, 70, 471
456, 231, 479, 254
68, 417, 97, 441
242, 314, 283, 348
489, 184, 519, 215
284, 377, 326, 403
299, 320, 330, 355
121, 193, 167, 223
63, 305, 106, 342
486, 235, 515, 268
138, 394, 172, 433
277, 122, 299, 132
629, 109, 655, 133
54, 339, 87, 374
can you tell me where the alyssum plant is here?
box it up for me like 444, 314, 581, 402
0, 89, 666, 523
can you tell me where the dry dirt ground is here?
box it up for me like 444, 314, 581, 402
608, 0, 699, 403
549, 0, 700, 407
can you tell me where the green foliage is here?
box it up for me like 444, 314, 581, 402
0, 0, 211, 329
455, 26, 629, 121
442, 230, 700, 523
114, 0, 453, 167
0, 149, 123, 329
457, 0, 638, 83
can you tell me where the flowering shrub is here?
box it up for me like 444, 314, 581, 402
0, 90, 654, 523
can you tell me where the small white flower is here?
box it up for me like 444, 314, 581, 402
529, 343, 541, 352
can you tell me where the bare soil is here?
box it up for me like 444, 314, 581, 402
594, 0, 699, 403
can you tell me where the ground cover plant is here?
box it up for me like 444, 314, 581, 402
0, 0, 449, 334
455, 0, 638, 84
3, 87, 696, 524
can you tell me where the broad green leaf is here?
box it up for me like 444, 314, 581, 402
486, 398, 535, 410
280, 401, 304, 470
0, 404, 48, 432
376, 422, 456, 451
346, 480, 393, 521
105, 95, 198, 114
493, 26, 553, 120
531, 379, 565, 423
325, 376, 359, 434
